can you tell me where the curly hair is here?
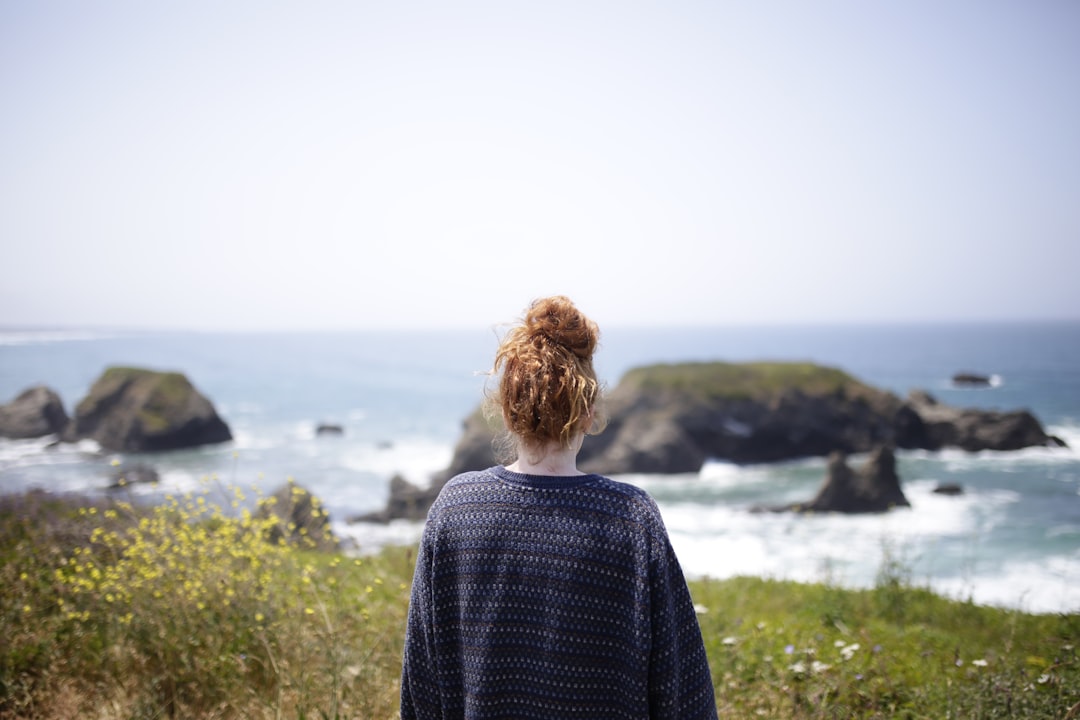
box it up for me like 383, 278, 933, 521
491, 296, 606, 451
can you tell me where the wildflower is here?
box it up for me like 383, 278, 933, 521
840, 643, 860, 661
788, 661, 806, 674
721, 637, 737, 646
693, 604, 708, 614
811, 661, 831, 673
1038, 673, 1051, 684
756, 621, 766, 630
972, 659, 988, 667
784, 644, 795, 654
305, 607, 315, 615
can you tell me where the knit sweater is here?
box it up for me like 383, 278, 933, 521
400, 466, 717, 719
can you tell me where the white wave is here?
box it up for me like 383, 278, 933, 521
1048, 424, 1080, 451
932, 554, 1080, 614
656, 477, 1038, 608
124, 470, 206, 497
0, 329, 115, 346
339, 438, 453, 488
229, 429, 276, 451
0, 437, 102, 471
898, 440, 1080, 473
335, 518, 425, 555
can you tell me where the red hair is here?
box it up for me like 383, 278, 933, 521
492, 296, 605, 450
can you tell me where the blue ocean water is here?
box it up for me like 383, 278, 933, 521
1, 322, 1078, 613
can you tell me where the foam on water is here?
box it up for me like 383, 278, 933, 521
339, 438, 452, 488
636, 472, 1071, 608
335, 518, 425, 554
932, 554, 1080, 614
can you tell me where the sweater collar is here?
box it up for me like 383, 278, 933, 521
492, 465, 602, 490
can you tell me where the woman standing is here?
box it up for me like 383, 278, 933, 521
401, 296, 717, 719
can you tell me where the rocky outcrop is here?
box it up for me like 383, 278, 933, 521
349, 474, 434, 523
108, 463, 160, 489
260, 481, 338, 552
952, 372, 992, 387
579, 362, 902, 472
362, 360, 1064, 522
68, 367, 232, 452
895, 390, 1050, 451
759, 445, 910, 514
0, 386, 70, 439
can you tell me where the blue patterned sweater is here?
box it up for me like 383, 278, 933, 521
401, 466, 717, 719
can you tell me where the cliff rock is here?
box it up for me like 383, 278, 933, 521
69, 367, 232, 452
0, 386, 70, 439
782, 445, 910, 514
363, 360, 1063, 522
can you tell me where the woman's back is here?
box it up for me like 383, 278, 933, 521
401, 466, 717, 719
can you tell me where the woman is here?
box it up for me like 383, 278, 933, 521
401, 296, 717, 719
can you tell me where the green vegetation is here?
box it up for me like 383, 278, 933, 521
620, 361, 882, 402
2, 487, 1077, 720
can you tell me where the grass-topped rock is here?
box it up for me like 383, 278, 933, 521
69, 366, 232, 452
357, 360, 1062, 522
579, 361, 902, 472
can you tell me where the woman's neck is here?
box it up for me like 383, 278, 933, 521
506, 438, 584, 477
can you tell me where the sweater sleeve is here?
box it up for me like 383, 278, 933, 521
400, 532, 441, 720
646, 512, 718, 719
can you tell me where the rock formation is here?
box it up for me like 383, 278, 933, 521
952, 372, 992, 387
108, 463, 160, 489
0, 386, 70, 439
349, 474, 433, 523
760, 445, 910, 514
68, 367, 232, 452
260, 481, 339, 552
896, 390, 1050, 451
361, 360, 1065, 522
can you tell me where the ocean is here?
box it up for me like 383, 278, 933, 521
2, 322, 1078, 614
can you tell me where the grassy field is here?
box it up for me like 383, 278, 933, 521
1, 486, 1077, 719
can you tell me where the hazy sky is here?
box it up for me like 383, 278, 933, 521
2, 1, 1078, 331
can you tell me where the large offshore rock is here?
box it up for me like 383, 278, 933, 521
69, 367, 232, 452
0, 385, 70, 439
364, 360, 1063, 522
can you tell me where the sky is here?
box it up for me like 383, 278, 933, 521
2, 1, 1078, 332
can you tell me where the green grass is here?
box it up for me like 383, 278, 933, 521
619, 361, 882, 402
2, 488, 1077, 719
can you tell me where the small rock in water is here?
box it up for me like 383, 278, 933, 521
932, 483, 964, 496
109, 463, 160, 489
952, 372, 992, 387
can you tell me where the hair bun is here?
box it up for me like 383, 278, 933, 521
523, 295, 598, 360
